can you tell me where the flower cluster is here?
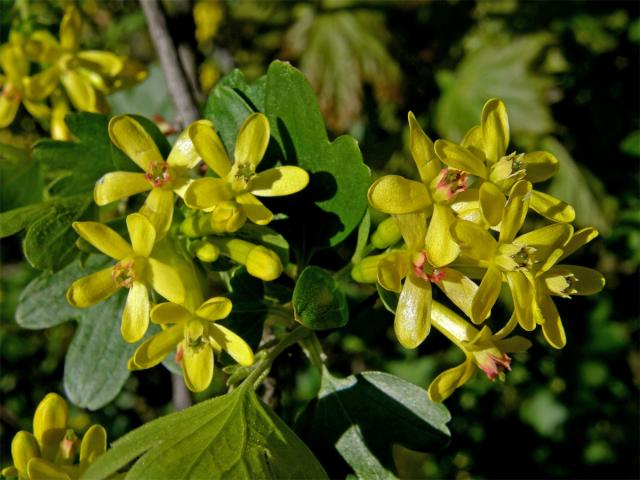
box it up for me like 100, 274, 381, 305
353, 98, 605, 401
66, 112, 308, 392
0, 6, 146, 138
2, 393, 106, 480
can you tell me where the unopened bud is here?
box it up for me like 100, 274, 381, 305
371, 217, 402, 249
180, 214, 217, 237
246, 246, 282, 281
211, 201, 246, 233
192, 240, 220, 263
351, 254, 385, 283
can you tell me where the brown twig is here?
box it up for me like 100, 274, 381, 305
139, 0, 200, 127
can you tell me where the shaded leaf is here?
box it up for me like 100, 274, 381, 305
82, 383, 328, 480
297, 369, 451, 478
293, 266, 348, 330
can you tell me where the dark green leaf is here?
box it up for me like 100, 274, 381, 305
0, 204, 50, 238
83, 383, 328, 480
620, 130, 640, 157
376, 283, 398, 314
23, 195, 93, 271
265, 61, 370, 250
0, 143, 43, 211
293, 266, 348, 330
15, 255, 110, 329
297, 368, 451, 478
64, 290, 137, 410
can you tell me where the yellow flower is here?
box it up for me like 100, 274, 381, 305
23, 6, 127, 113
531, 227, 605, 348
94, 115, 205, 238
184, 113, 309, 232
129, 297, 254, 392
1, 393, 106, 480
66, 213, 185, 343
0, 41, 53, 128
427, 302, 531, 402
452, 180, 574, 330
435, 98, 575, 223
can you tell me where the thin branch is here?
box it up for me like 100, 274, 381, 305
140, 0, 200, 127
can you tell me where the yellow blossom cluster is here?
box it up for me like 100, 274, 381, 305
352, 98, 605, 401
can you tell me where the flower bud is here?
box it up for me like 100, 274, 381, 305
351, 254, 385, 283
11, 431, 40, 474
211, 201, 246, 232
180, 213, 217, 237
371, 217, 402, 249
246, 246, 283, 281
192, 240, 220, 263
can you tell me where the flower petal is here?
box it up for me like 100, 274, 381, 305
249, 166, 309, 197
182, 343, 214, 392
506, 271, 535, 331
167, 122, 203, 169
139, 188, 174, 240
537, 293, 566, 349
522, 151, 559, 183
236, 192, 273, 225
481, 98, 509, 163
59, 6, 82, 51
434, 140, 487, 178
66, 267, 119, 308
377, 250, 410, 293
471, 265, 502, 324
496, 335, 532, 353
94, 171, 151, 206
368, 175, 431, 214
151, 302, 193, 325
545, 265, 605, 296
79, 425, 107, 466
33, 392, 67, 447
234, 112, 269, 170
0, 86, 20, 128
11, 431, 39, 474
427, 358, 475, 402
529, 190, 575, 223
121, 281, 149, 343
22, 66, 59, 101
479, 182, 505, 226
451, 220, 497, 262
196, 296, 232, 321
425, 204, 460, 267
499, 180, 531, 244
72, 222, 132, 260
77, 51, 123, 77
23, 99, 51, 121
408, 111, 440, 183
183, 177, 232, 209
559, 227, 598, 261
514, 223, 573, 264
27, 458, 71, 480
209, 324, 254, 366
393, 211, 427, 251
131, 324, 183, 369
395, 274, 432, 349
188, 120, 231, 177
127, 213, 156, 257
436, 268, 478, 319
61, 70, 96, 112
108, 115, 163, 172
148, 258, 185, 304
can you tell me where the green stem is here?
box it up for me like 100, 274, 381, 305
243, 326, 312, 390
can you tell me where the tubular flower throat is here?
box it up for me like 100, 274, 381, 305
1, 393, 106, 480
66, 213, 185, 343
129, 297, 254, 392
183, 112, 309, 232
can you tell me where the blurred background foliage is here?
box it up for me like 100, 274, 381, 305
1, 0, 638, 478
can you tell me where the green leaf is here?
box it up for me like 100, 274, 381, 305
15, 255, 110, 329
293, 266, 348, 330
543, 136, 614, 233
0, 203, 50, 238
82, 383, 328, 480
620, 130, 640, 157
22, 195, 93, 270
23, 195, 93, 271
376, 283, 399, 315
435, 33, 555, 141
64, 290, 137, 410
297, 369, 451, 478
265, 60, 371, 249
0, 142, 43, 211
